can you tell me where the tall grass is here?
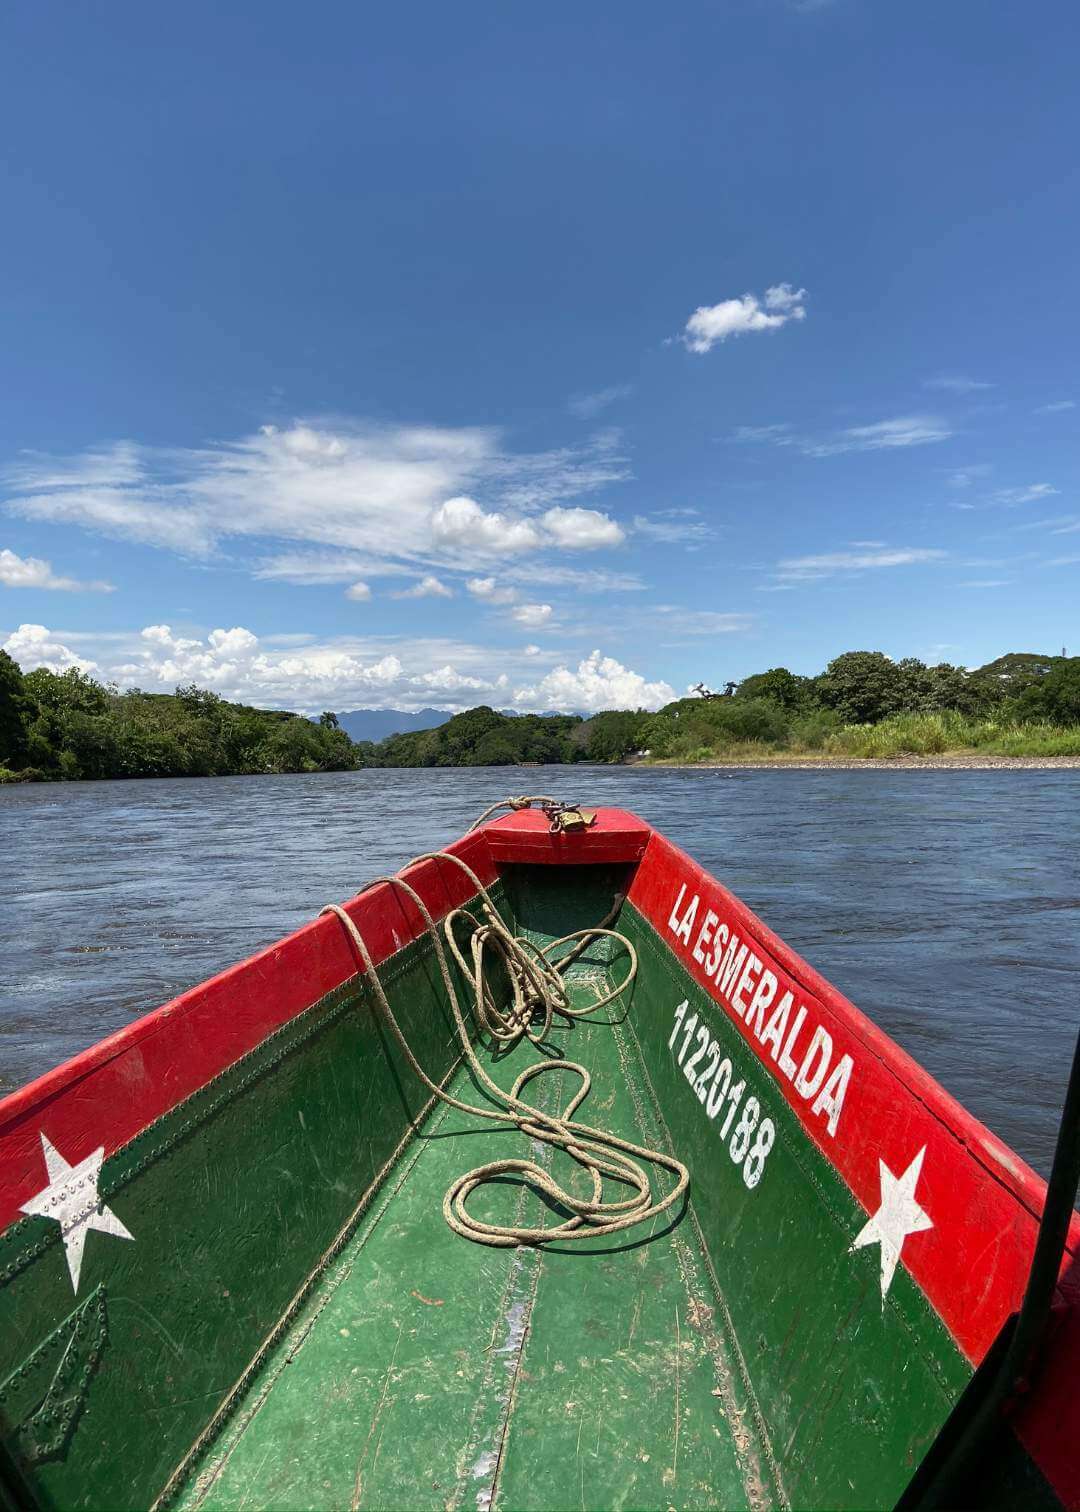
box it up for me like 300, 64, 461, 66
648, 709, 1080, 761
822, 712, 1080, 757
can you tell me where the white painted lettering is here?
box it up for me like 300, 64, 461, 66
778, 1006, 808, 1080
744, 970, 778, 1039
675, 892, 699, 946
731, 954, 763, 1017
704, 921, 729, 977
794, 1026, 832, 1100
812, 1054, 854, 1136
716, 938, 748, 998
668, 883, 688, 937
758, 991, 792, 1059
692, 909, 719, 966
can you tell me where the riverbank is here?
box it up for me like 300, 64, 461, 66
644, 753, 1080, 770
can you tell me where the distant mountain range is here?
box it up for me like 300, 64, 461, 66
333, 708, 453, 742
333, 707, 566, 742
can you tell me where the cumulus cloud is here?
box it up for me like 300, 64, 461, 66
0, 547, 113, 592
392, 574, 453, 599
3, 420, 630, 578
682, 284, 807, 353
430, 496, 541, 553
430, 498, 623, 554
511, 603, 554, 629
1, 621, 675, 717
345, 581, 372, 601
514, 650, 676, 713
542, 506, 624, 548
466, 576, 518, 605
2, 623, 98, 673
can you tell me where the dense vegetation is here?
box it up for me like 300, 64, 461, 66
2, 648, 1080, 782
0, 656, 356, 782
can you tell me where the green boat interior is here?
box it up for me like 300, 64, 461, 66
173, 864, 773, 1512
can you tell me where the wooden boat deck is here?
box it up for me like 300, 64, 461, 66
175, 969, 770, 1512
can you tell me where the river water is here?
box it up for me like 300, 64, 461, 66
1, 767, 1077, 1177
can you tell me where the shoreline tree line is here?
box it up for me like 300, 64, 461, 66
2, 649, 1079, 782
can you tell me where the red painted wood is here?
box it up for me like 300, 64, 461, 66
481, 806, 651, 865
626, 829, 1080, 1368
627, 826, 1080, 1507
2, 804, 1076, 1504
0, 831, 498, 1234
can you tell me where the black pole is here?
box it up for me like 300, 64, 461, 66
898, 1026, 1080, 1508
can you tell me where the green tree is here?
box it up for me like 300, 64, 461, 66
1018, 657, 1080, 723
734, 667, 809, 710
582, 710, 648, 762
0, 650, 31, 768
817, 652, 903, 724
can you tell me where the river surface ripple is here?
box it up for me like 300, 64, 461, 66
1, 766, 1077, 1177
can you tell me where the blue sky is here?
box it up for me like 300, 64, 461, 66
1, 0, 1077, 713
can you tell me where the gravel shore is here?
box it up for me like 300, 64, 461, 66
645, 755, 1080, 771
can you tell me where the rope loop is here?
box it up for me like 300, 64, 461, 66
320, 830, 688, 1250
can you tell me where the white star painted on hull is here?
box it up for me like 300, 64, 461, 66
20, 1133, 134, 1293
850, 1145, 933, 1305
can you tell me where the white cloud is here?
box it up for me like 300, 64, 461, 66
992, 483, 1058, 506
411, 665, 491, 692
392, 574, 453, 600
2, 620, 675, 715
633, 511, 711, 545
775, 545, 947, 582
945, 465, 992, 489
804, 416, 952, 456
430, 495, 541, 553
2, 623, 98, 673
732, 416, 952, 456
504, 563, 645, 593
923, 375, 994, 394
254, 552, 412, 585
0, 547, 114, 592
958, 580, 1009, 589
430, 498, 623, 555
345, 581, 372, 601
648, 606, 752, 636
682, 283, 807, 353
730, 424, 796, 445
466, 576, 518, 605
1035, 399, 1075, 414
4, 420, 630, 577
511, 603, 553, 629
514, 650, 676, 713
542, 506, 624, 549
568, 384, 633, 418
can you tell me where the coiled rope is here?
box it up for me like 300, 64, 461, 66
321, 829, 688, 1249
466, 794, 594, 834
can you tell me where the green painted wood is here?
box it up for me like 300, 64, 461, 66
0, 891, 507, 1512
173, 982, 768, 1512
0, 864, 1019, 1511
616, 902, 974, 1510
